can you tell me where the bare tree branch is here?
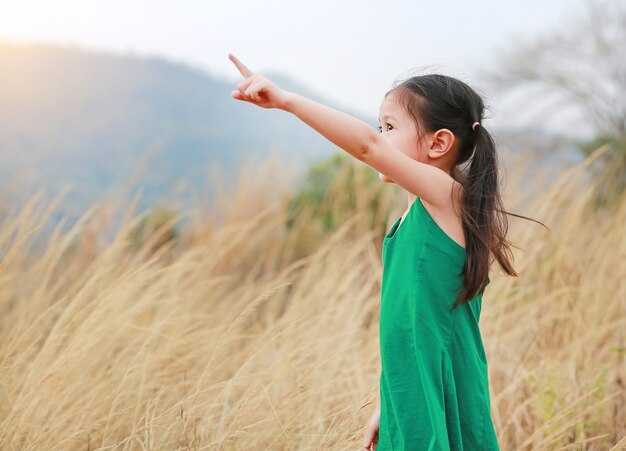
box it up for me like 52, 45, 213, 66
482, 0, 626, 136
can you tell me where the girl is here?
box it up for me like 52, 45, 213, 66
229, 53, 537, 450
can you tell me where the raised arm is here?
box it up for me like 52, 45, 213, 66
283, 92, 458, 206
229, 53, 458, 208
282, 91, 375, 162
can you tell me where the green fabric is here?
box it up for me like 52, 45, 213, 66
378, 197, 499, 450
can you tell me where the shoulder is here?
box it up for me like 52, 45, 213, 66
423, 181, 464, 216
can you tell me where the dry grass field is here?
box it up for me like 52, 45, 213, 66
0, 145, 624, 450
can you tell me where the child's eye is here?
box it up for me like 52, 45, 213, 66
377, 123, 393, 133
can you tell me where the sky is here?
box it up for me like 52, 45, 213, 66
0, 0, 594, 136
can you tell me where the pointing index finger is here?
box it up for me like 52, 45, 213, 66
228, 53, 254, 78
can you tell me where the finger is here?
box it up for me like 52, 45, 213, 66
237, 77, 254, 88
244, 80, 265, 102
231, 88, 260, 105
363, 431, 373, 449
228, 53, 253, 78
237, 77, 255, 96
231, 90, 252, 103
238, 74, 264, 94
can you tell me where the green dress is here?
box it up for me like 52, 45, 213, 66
378, 197, 499, 450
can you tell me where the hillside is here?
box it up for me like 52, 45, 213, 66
0, 42, 370, 227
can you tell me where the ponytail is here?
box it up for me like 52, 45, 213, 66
450, 123, 517, 311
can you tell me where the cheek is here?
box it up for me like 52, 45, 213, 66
387, 133, 410, 155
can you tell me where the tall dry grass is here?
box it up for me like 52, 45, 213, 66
0, 145, 624, 450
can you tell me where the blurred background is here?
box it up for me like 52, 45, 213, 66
2, 0, 623, 242
0, 0, 624, 449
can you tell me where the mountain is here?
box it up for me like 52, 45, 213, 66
0, 41, 374, 236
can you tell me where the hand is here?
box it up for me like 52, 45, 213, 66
363, 406, 380, 450
228, 53, 290, 109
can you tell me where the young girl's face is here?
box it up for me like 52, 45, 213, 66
377, 92, 430, 184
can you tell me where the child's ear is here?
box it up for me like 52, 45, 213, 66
427, 129, 455, 160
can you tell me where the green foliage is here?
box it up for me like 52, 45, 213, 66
578, 133, 626, 208
282, 152, 392, 258
126, 205, 181, 254
286, 152, 384, 230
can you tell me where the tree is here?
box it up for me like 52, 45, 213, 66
283, 152, 391, 257
483, 0, 626, 204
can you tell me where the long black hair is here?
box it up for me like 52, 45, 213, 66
388, 74, 547, 311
